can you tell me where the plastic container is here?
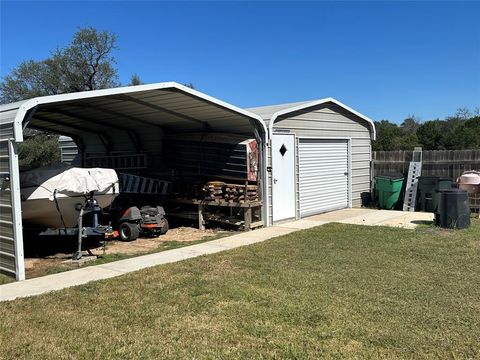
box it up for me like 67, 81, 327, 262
416, 176, 453, 212
435, 189, 471, 229
375, 173, 405, 210
457, 171, 480, 195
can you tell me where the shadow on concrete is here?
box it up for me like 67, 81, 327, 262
411, 220, 434, 226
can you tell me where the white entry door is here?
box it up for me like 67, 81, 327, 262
271, 134, 296, 222
298, 138, 349, 217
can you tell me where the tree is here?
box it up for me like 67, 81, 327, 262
18, 134, 60, 169
400, 116, 420, 134
129, 74, 143, 86
451, 116, 480, 149
1, 27, 119, 169
374, 109, 480, 151
454, 107, 472, 120
0, 27, 119, 103
416, 120, 450, 150
372, 120, 402, 151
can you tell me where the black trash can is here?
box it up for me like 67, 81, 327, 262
435, 189, 471, 229
417, 176, 453, 212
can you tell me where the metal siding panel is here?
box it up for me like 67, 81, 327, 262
59, 136, 79, 164
276, 117, 369, 132
298, 139, 349, 217
0, 109, 17, 140
0, 140, 19, 277
135, 128, 163, 153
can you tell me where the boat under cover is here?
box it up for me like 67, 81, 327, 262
20, 164, 119, 228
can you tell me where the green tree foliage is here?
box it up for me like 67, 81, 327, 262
373, 120, 402, 151
400, 116, 420, 135
18, 134, 60, 169
374, 110, 480, 151
129, 74, 142, 86
0, 27, 119, 103
1, 27, 119, 169
452, 116, 480, 149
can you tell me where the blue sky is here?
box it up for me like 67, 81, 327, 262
1, 1, 479, 123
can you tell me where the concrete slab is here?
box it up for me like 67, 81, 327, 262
276, 219, 328, 230
337, 210, 408, 226
306, 208, 376, 222
378, 212, 434, 229
62, 255, 98, 265
212, 226, 296, 248
336, 209, 434, 229
98, 249, 195, 274
0, 267, 122, 301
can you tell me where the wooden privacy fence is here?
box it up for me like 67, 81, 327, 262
373, 149, 480, 180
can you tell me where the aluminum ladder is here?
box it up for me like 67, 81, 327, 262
403, 147, 423, 212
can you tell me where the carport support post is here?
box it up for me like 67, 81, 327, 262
198, 204, 205, 230
244, 208, 252, 231
9, 140, 25, 281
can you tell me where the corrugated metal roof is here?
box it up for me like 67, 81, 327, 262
247, 97, 376, 140
247, 100, 313, 121
0, 101, 27, 141
0, 100, 28, 114
0, 82, 266, 144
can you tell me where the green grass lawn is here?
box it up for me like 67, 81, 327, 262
1, 220, 479, 359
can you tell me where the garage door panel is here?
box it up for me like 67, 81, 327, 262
301, 192, 348, 201
299, 159, 348, 166
301, 200, 347, 215
299, 139, 349, 217
299, 175, 349, 184
299, 165, 348, 173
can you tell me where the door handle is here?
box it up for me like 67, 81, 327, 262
344, 172, 348, 176
274, 179, 278, 184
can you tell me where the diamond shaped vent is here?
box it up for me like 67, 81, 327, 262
279, 144, 288, 157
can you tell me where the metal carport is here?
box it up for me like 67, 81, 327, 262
0, 82, 268, 280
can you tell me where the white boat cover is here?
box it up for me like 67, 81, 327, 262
20, 163, 119, 200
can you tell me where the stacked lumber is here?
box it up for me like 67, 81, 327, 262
223, 183, 258, 202
202, 181, 258, 203
203, 181, 225, 201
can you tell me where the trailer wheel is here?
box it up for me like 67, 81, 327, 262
119, 222, 140, 241
159, 218, 169, 235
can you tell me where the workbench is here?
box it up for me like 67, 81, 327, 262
167, 198, 263, 231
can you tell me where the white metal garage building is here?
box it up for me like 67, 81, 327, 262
1, 84, 375, 281
248, 98, 376, 224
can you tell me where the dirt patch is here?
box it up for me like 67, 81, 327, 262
95, 227, 220, 255
23, 226, 228, 279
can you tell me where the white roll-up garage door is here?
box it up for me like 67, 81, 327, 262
298, 138, 349, 217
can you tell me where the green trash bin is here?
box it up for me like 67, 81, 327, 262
375, 173, 405, 209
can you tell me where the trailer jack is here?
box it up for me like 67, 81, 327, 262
73, 197, 112, 260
